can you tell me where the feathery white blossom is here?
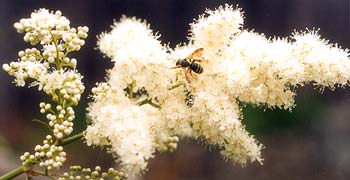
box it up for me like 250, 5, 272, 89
87, 82, 163, 173
88, 17, 179, 174
190, 4, 243, 59
99, 17, 175, 99
86, 4, 350, 175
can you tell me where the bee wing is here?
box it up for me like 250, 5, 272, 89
185, 48, 204, 60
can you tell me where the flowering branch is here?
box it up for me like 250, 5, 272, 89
2, 4, 349, 179
2, 9, 126, 180
0, 132, 83, 179
85, 4, 350, 176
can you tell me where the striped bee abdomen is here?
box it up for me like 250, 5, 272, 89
190, 62, 203, 74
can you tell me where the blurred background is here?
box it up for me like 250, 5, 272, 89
0, 0, 349, 179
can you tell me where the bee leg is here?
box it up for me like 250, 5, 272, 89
185, 74, 192, 83
193, 59, 204, 62
170, 66, 181, 69
184, 68, 192, 83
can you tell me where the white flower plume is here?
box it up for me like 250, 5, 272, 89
86, 4, 350, 175
3, 8, 88, 171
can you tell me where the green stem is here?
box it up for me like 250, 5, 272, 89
137, 98, 149, 106
32, 119, 52, 131
127, 82, 134, 99
0, 132, 84, 180
137, 98, 161, 109
169, 82, 184, 90
30, 170, 57, 180
148, 101, 161, 109
50, 32, 61, 70
0, 166, 26, 180
58, 132, 84, 146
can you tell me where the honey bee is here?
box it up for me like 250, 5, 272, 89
172, 48, 206, 83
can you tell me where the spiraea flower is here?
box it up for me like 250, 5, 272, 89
87, 18, 178, 174
86, 83, 156, 172
228, 29, 350, 109
3, 8, 88, 170
190, 4, 243, 59
86, 3, 350, 175
98, 16, 175, 99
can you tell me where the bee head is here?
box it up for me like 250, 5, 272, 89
175, 60, 181, 66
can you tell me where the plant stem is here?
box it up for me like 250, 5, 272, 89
137, 98, 161, 109
0, 166, 26, 180
148, 100, 161, 109
58, 132, 84, 146
30, 170, 57, 180
50, 32, 61, 70
137, 98, 150, 106
32, 119, 52, 131
169, 82, 184, 90
127, 82, 134, 99
0, 132, 84, 180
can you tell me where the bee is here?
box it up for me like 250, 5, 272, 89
172, 48, 206, 83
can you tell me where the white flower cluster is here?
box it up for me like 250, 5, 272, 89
20, 135, 66, 170
13, 9, 88, 48
86, 82, 171, 173
3, 8, 87, 138
227, 30, 350, 109
3, 9, 88, 172
191, 5, 243, 58
3, 9, 88, 88
86, 4, 350, 175
98, 16, 174, 99
87, 18, 180, 174
2, 48, 49, 86
36, 70, 84, 105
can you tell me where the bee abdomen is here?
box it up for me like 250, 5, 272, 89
190, 63, 203, 74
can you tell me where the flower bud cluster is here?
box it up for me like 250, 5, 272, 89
40, 102, 75, 139
58, 166, 128, 180
14, 9, 68, 45
63, 26, 89, 52
20, 135, 66, 170
4, 8, 88, 88
18, 48, 43, 62
13, 9, 88, 48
